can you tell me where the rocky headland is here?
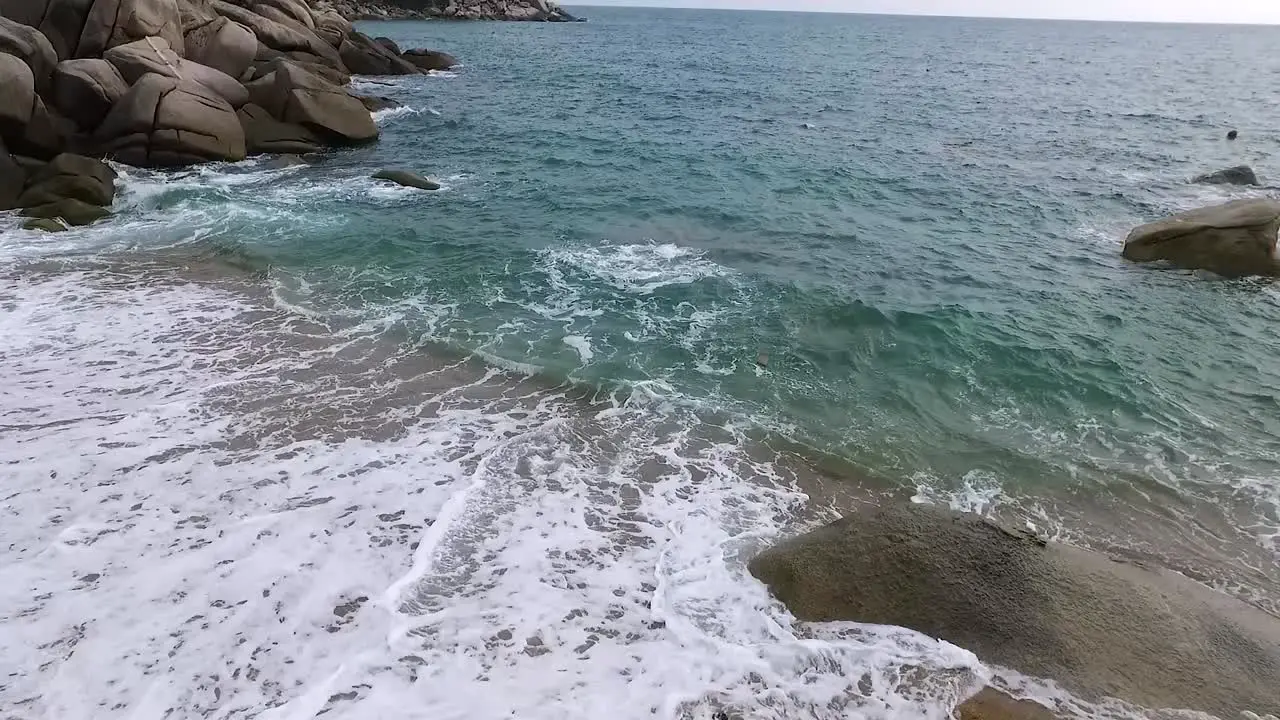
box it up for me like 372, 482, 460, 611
0, 0, 550, 231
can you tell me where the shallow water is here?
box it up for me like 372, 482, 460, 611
2, 7, 1279, 719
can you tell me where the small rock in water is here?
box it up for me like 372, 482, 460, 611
1192, 165, 1259, 186
373, 169, 441, 191
22, 217, 67, 232
1227, 129, 1239, 140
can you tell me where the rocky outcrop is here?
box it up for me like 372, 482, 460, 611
1122, 198, 1280, 277
0, 0, 472, 173
1192, 164, 1259, 186
749, 503, 1280, 718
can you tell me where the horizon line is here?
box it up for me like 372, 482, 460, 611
570, 3, 1280, 26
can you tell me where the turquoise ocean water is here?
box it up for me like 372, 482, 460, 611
2, 8, 1279, 719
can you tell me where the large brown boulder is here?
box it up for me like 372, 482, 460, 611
0, 53, 37, 138
96, 72, 245, 166
51, 57, 129, 129
104, 36, 249, 106
749, 503, 1280, 718
78, 0, 186, 58
184, 16, 256, 79
236, 102, 321, 154
402, 48, 458, 72
247, 61, 375, 144
179, 0, 221, 32
0, 53, 74, 160
16, 152, 116, 207
338, 30, 419, 75
210, 0, 341, 68
1122, 199, 1280, 277
255, 0, 315, 30
0, 0, 93, 60
311, 9, 350, 47
0, 16, 59, 91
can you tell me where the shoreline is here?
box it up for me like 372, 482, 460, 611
3, 250, 1279, 718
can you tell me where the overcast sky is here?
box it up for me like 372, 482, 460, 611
581, 0, 1280, 24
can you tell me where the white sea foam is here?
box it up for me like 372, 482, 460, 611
374, 106, 422, 123
911, 469, 1004, 516
541, 242, 731, 295
562, 334, 594, 362
0, 262, 997, 720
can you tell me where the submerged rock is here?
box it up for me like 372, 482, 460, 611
749, 503, 1280, 717
1122, 198, 1280, 277
372, 169, 440, 191
21, 197, 111, 226
1192, 165, 1258, 186
21, 217, 68, 232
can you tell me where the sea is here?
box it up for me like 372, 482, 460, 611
2, 7, 1279, 719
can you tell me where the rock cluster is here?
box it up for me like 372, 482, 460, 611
323, 0, 583, 22
0, 0, 460, 208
